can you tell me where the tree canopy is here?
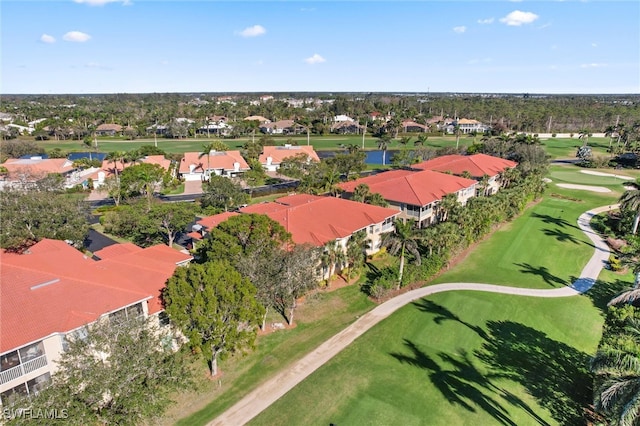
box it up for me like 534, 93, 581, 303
0, 189, 89, 252
164, 260, 264, 376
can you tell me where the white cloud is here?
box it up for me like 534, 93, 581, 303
591, 42, 598, 47
239, 25, 266, 38
453, 26, 466, 34
500, 10, 539, 26
63, 31, 91, 42
477, 18, 494, 24
580, 63, 607, 68
85, 62, 112, 70
40, 34, 56, 43
73, 0, 131, 5
304, 54, 326, 65
160, 60, 169, 65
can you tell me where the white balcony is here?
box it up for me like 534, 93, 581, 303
0, 355, 47, 385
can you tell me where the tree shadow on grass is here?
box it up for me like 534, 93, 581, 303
390, 340, 548, 426
475, 320, 592, 425
515, 263, 567, 287
412, 299, 489, 339
531, 212, 578, 230
542, 228, 584, 245
581, 276, 632, 313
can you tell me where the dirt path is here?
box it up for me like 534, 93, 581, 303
208, 205, 615, 426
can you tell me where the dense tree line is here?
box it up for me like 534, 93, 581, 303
1, 93, 638, 140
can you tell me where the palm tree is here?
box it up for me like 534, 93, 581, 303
579, 129, 592, 146
377, 134, 392, 166
345, 230, 369, 280
620, 179, 640, 235
321, 242, 344, 281
415, 134, 428, 146
453, 124, 462, 150
591, 318, 640, 426
381, 220, 422, 289
105, 151, 126, 185
437, 193, 460, 222
198, 142, 217, 181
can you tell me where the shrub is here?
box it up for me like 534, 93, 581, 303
608, 254, 622, 271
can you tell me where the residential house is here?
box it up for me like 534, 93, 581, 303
401, 120, 428, 133
196, 120, 233, 137
90, 155, 173, 188
445, 118, 489, 134
145, 124, 168, 135
412, 153, 518, 196
333, 115, 355, 123
179, 150, 249, 181
95, 124, 123, 136
259, 145, 320, 172
244, 115, 271, 125
330, 121, 363, 135
195, 194, 399, 256
0, 239, 192, 406
338, 169, 477, 227
259, 120, 304, 135
0, 157, 77, 190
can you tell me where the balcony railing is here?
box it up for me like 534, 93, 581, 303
0, 355, 47, 385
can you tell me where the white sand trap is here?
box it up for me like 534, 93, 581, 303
556, 183, 611, 193
580, 170, 634, 180
543, 178, 552, 183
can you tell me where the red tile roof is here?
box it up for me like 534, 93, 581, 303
338, 169, 477, 206
197, 212, 239, 231
1, 158, 75, 181
179, 150, 249, 174
258, 145, 320, 165
240, 194, 399, 246
413, 154, 517, 178
1, 239, 191, 353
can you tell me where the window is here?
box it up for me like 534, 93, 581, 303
0, 351, 19, 372
19, 342, 44, 362
109, 302, 143, 324
158, 312, 170, 327
0, 383, 27, 407
26, 373, 51, 396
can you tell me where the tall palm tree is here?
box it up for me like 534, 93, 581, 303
377, 134, 392, 166
321, 242, 345, 280
198, 142, 217, 181
620, 179, 640, 235
381, 220, 422, 289
105, 151, 126, 185
345, 230, 369, 280
453, 124, 462, 150
579, 129, 592, 146
591, 318, 640, 426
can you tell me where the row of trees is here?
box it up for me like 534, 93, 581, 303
165, 214, 321, 376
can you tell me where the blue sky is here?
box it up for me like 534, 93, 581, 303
2, 1, 639, 94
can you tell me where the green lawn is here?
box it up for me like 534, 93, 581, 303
164, 285, 376, 426
249, 291, 603, 426
432, 186, 617, 289
248, 184, 626, 426
541, 137, 612, 159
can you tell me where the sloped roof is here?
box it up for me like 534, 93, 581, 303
412, 154, 517, 178
338, 169, 477, 206
258, 145, 320, 165
2, 158, 75, 180
88, 155, 172, 182
197, 211, 240, 231
96, 123, 122, 131
240, 194, 399, 246
244, 115, 271, 123
1, 239, 191, 352
179, 150, 249, 174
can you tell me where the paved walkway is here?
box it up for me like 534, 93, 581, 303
209, 205, 615, 426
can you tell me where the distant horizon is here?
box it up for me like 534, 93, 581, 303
2, 1, 638, 94
2, 91, 639, 97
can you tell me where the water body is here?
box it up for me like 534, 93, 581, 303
317, 150, 398, 165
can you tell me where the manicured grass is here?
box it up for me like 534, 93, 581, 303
541, 137, 612, 159
432, 188, 617, 289
164, 285, 375, 426
247, 183, 624, 426
249, 291, 603, 426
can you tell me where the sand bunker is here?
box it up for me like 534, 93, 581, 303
556, 183, 611, 193
580, 170, 634, 180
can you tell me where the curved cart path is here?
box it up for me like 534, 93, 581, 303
209, 205, 615, 426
